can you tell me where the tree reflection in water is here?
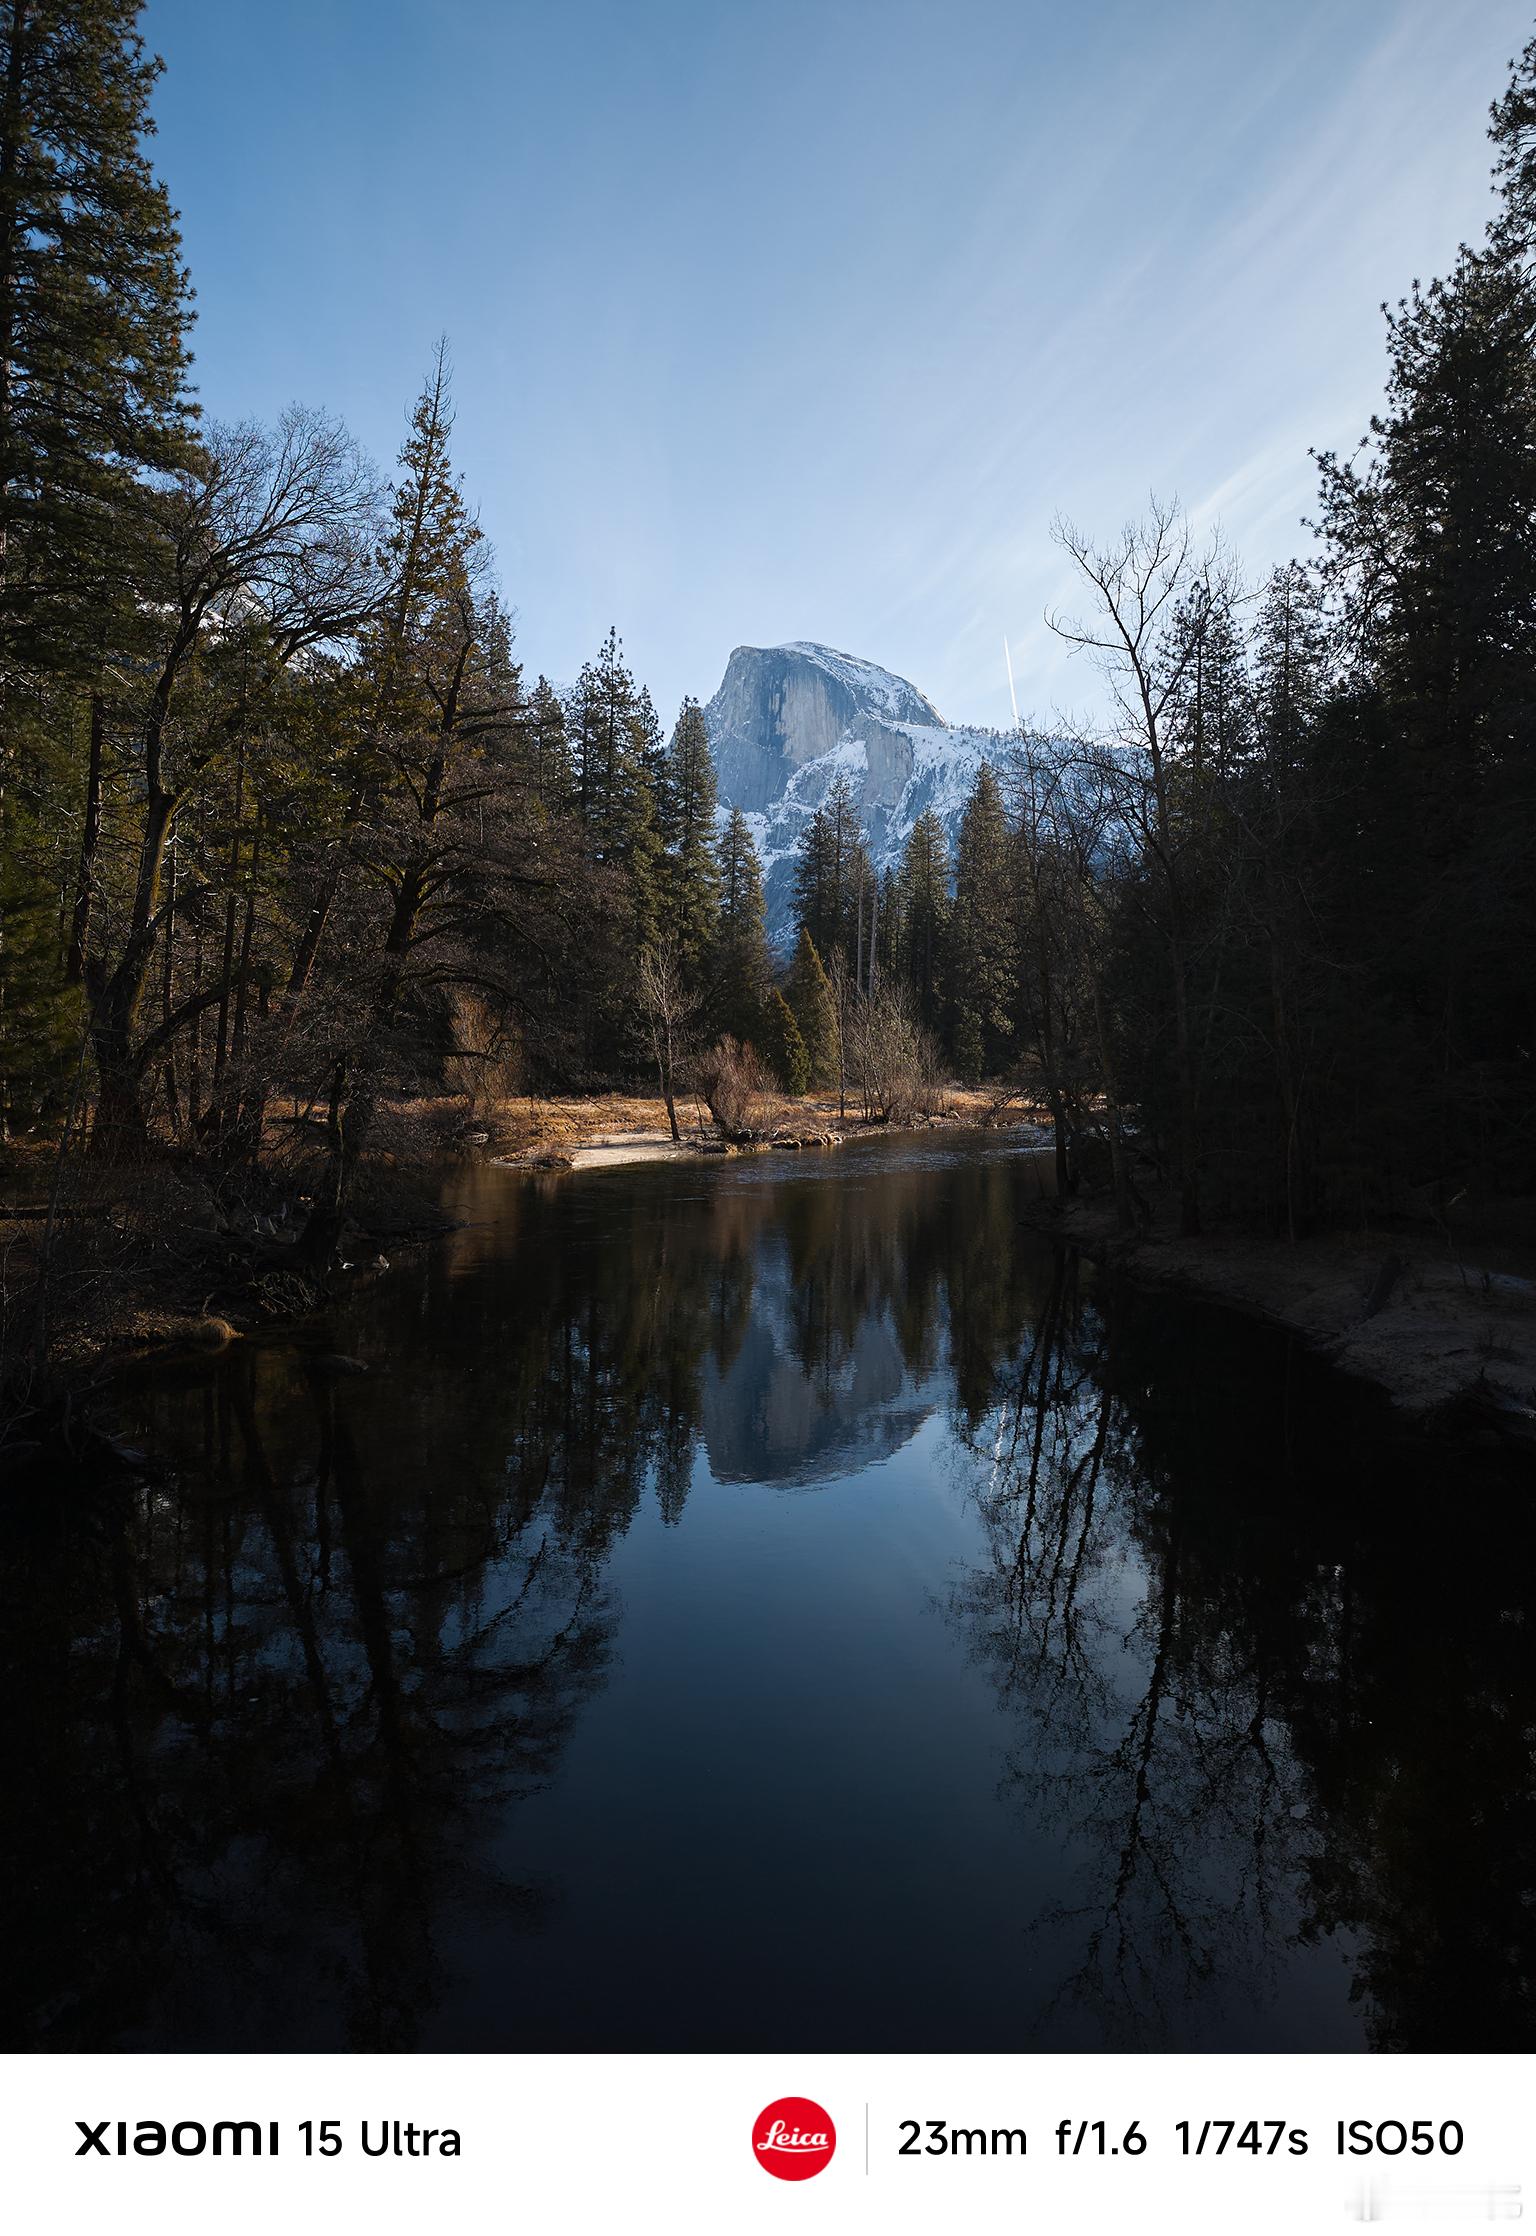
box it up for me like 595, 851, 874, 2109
2, 1343, 614, 2050
952, 1259, 1536, 2050
4, 1137, 1533, 2051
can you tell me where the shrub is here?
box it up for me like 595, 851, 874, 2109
845, 986, 943, 1123
697, 1036, 775, 1138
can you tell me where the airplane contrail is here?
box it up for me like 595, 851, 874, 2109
1003, 634, 1019, 727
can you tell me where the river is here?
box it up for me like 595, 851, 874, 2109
6, 1132, 1533, 2051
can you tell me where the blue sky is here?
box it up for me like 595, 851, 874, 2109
143, 0, 1531, 730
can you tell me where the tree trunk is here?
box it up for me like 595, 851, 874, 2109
1086, 964, 1134, 1233
1269, 933, 1301, 1243
1035, 941, 1073, 1203
659, 1049, 681, 1144
159, 821, 179, 1134
86, 785, 176, 1159
66, 694, 104, 985
225, 858, 259, 1151
0, 0, 31, 605
88, 1033, 151, 1161
1168, 930, 1201, 1237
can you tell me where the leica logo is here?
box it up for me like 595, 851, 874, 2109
752, 2097, 837, 2181
760, 2122, 829, 2153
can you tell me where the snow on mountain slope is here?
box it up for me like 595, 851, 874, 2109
703, 641, 1005, 946
772, 641, 945, 728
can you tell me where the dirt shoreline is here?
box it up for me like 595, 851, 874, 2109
500, 1117, 973, 1171
485, 1087, 1033, 1169
1022, 1192, 1536, 1449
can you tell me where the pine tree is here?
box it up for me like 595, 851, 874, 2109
305, 351, 506, 1201
369, 346, 481, 718
762, 985, 809, 1096
634, 683, 669, 823
875, 865, 900, 988
712, 805, 770, 1041
1164, 584, 1253, 779
792, 770, 864, 966
1489, 29, 1536, 247
847, 834, 877, 990
627, 680, 666, 951
1252, 561, 1330, 776
792, 801, 837, 958
0, 0, 198, 1143
566, 626, 664, 1010
0, 0, 197, 672
525, 675, 574, 814
659, 696, 720, 979
1312, 115, 1536, 1186
898, 807, 950, 1030
569, 627, 657, 870
0, 701, 78, 1136
824, 772, 864, 968
946, 764, 1017, 1080
1232, 562, 1334, 1235
786, 926, 838, 1090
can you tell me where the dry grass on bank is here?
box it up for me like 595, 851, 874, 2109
0, 1078, 1038, 1192
475, 1082, 1037, 1162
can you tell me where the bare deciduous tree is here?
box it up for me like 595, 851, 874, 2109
1048, 499, 1238, 1236
83, 407, 385, 1158
637, 940, 697, 1144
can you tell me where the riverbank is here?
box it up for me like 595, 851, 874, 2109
483, 1085, 1032, 1168
0, 1156, 456, 1430
0, 1089, 1040, 1416
1025, 1192, 1536, 1448
16, 1104, 1534, 1462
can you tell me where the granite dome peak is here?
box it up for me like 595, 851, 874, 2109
702, 640, 1005, 946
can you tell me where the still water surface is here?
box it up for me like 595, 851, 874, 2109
7, 1135, 1535, 2051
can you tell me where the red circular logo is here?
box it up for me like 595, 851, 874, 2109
753, 2097, 836, 2181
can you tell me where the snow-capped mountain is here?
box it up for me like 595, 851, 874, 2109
703, 641, 1005, 947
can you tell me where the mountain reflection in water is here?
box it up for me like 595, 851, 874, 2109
4, 1134, 1533, 2053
